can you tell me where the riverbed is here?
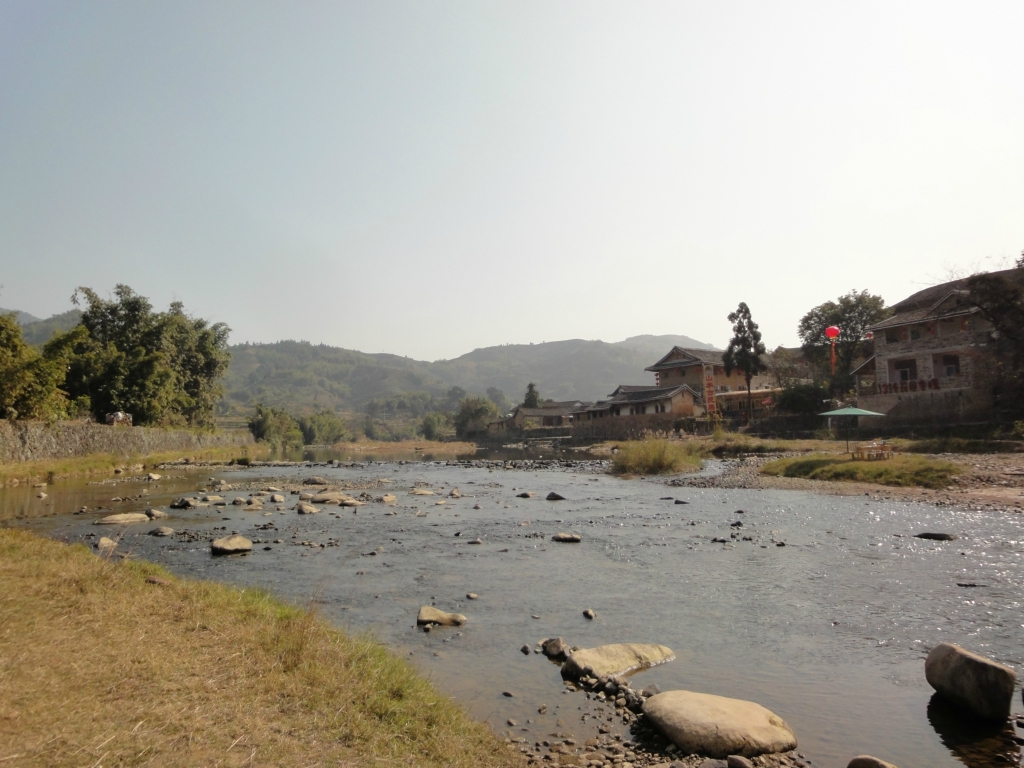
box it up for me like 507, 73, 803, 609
5, 459, 1023, 767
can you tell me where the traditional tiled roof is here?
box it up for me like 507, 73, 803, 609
513, 402, 591, 417
645, 347, 725, 372
869, 268, 1024, 331
586, 385, 699, 410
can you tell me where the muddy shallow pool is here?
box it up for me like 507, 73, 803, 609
6, 461, 1024, 767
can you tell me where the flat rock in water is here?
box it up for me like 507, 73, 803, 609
925, 642, 1017, 720
170, 497, 198, 509
211, 535, 253, 555
149, 527, 174, 537
411, 488, 435, 495
848, 757, 899, 768
516, 491, 536, 498
147, 473, 161, 480
546, 491, 566, 501
380, 493, 398, 503
294, 502, 320, 515
95, 536, 117, 553
449, 488, 462, 498
145, 509, 167, 519
562, 643, 675, 679
94, 512, 150, 525
915, 532, 957, 541
303, 476, 329, 485
551, 532, 581, 543
231, 497, 247, 505
311, 491, 356, 504
643, 690, 797, 758
417, 606, 467, 626
269, 494, 285, 503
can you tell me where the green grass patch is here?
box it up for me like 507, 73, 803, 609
611, 439, 704, 475
761, 453, 963, 489
899, 437, 1024, 454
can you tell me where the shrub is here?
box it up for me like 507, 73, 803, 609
248, 403, 304, 450
761, 453, 962, 489
297, 410, 349, 445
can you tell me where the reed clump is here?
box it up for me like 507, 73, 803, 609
610, 439, 704, 475
0, 529, 523, 768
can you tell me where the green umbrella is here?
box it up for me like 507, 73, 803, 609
818, 407, 886, 453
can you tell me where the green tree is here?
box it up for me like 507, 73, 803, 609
962, 267, 1024, 414
60, 285, 231, 427
248, 403, 304, 450
486, 387, 511, 413
418, 410, 452, 440
797, 290, 888, 394
453, 396, 499, 438
0, 314, 79, 421
297, 410, 350, 445
523, 382, 540, 408
722, 302, 767, 419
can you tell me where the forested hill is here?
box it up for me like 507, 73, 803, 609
221, 334, 717, 415
1, 307, 83, 345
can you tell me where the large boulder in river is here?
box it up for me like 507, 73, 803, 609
94, 512, 150, 525
561, 643, 675, 679
416, 606, 467, 626
924, 642, 1017, 720
210, 535, 252, 555
644, 690, 797, 758
294, 502, 320, 515
848, 757, 899, 768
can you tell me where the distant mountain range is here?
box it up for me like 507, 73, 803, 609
222, 334, 717, 415
4, 304, 715, 415
1, 306, 83, 346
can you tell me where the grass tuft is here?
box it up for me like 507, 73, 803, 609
900, 437, 1024, 454
760, 453, 963, 489
0, 529, 523, 767
610, 439, 704, 475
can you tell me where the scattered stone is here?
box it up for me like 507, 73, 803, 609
294, 502, 320, 515
466, 592, 479, 599
303, 476, 329, 485
847, 757, 899, 768
542, 637, 569, 661
468, 538, 482, 544
170, 497, 198, 509
925, 642, 1017, 720
642, 684, 662, 698
727, 757, 755, 768
521, 644, 531, 655
380, 493, 397, 503
202, 495, 223, 502
506, 718, 516, 727
210, 535, 253, 555
473, 504, 482, 509
146, 473, 161, 480
562, 643, 675, 679
502, 690, 514, 697
269, 494, 285, 503
417, 606, 467, 626
915, 532, 958, 541
552, 532, 582, 543
149, 527, 174, 537
449, 488, 462, 498
516, 492, 536, 498
674, 499, 689, 504
411, 488, 435, 495
546, 491, 566, 501
643, 690, 797, 758
582, 608, 596, 620
145, 509, 167, 519
231, 497, 246, 505
94, 512, 150, 525
699, 760, 728, 768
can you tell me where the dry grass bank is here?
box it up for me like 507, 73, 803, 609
0, 530, 522, 768
0, 445, 268, 487
760, 453, 963, 490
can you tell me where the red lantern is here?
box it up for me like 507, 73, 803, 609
824, 326, 840, 375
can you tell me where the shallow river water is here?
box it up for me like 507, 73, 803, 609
5, 460, 1024, 768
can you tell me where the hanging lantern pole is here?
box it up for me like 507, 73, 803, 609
825, 326, 840, 376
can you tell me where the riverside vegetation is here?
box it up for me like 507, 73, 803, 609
0, 528, 523, 768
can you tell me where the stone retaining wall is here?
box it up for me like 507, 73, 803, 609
0, 421, 254, 464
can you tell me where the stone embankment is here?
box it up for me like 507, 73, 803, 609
0, 420, 253, 464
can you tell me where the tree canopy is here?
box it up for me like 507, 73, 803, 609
797, 290, 888, 394
0, 314, 84, 421
523, 382, 540, 408
722, 302, 767, 416
58, 285, 232, 427
453, 396, 499, 437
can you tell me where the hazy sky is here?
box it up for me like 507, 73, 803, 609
2, 2, 1022, 359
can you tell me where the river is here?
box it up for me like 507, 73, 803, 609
4, 457, 1023, 767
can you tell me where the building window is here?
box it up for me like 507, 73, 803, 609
942, 355, 960, 376
885, 329, 900, 344
910, 327, 921, 340
893, 359, 917, 381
